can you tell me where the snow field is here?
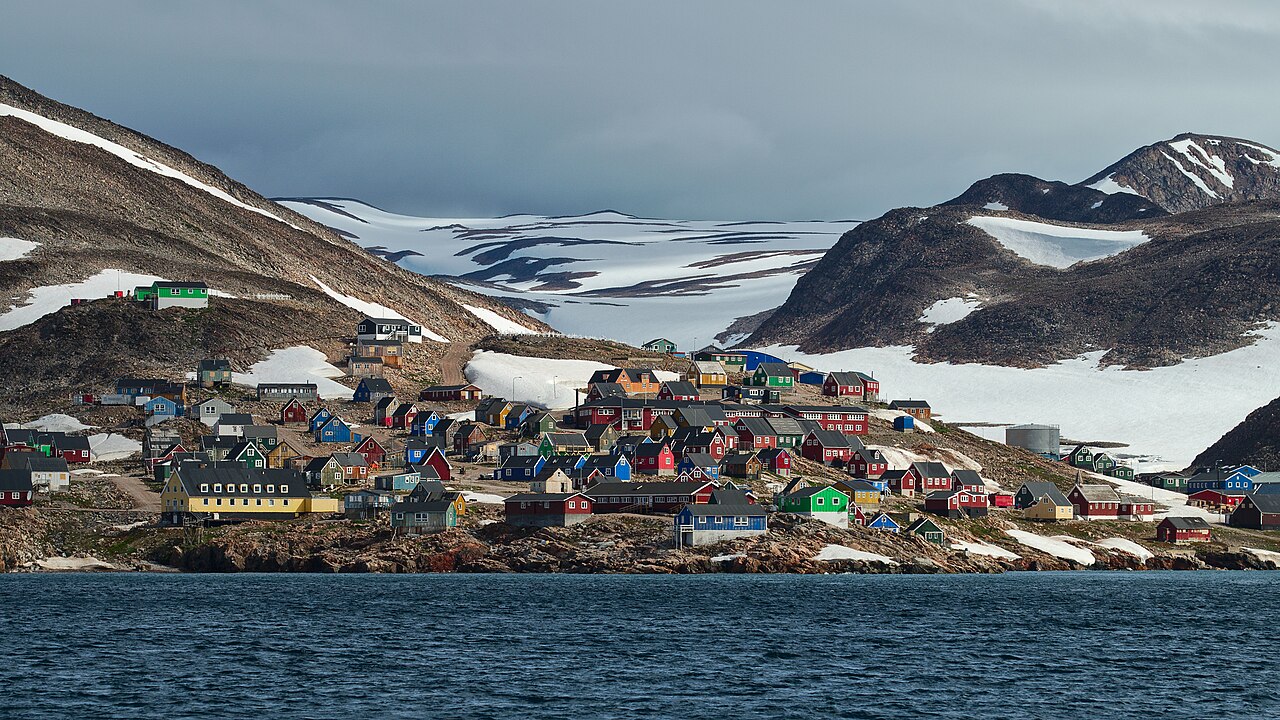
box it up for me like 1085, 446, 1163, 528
813, 544, 898, 564
966, 216, 1150, 268
231, 345, 354, 398
1005, 529, 1096, 565
465, 351, 616, 409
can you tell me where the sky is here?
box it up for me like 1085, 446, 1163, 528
3, 0, 1280, 220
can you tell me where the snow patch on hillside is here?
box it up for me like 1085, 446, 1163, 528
1086, 173, 1143, 197
0, 237, 39, 261
463, 304, 537, 335
1092, 537, 1154, 560
966, 216, 1149, 268
310, 276, 446, 342
22, 414, 95, 433
1159, 150, 1219, 198
466, 351, 614, 409
1240, 142, 1280, 169
1005, 529, 1095, 565
0, 269, 164, 331
871, 409, 934, 432
88, 433, 142, 462
0, 102, 298, 229
231, 345, 353, 398
754, 322, 1280, 466
813, 545, 898, 564
982, 201, 1009, 211
918, 296, 980, 331
1169, 139, 1234, 189
950, 540, 1020, 560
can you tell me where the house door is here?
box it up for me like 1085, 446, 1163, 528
680, 530, 693, 548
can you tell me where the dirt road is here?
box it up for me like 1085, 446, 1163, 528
439, 341, 471, 385
111, 474, 161, 512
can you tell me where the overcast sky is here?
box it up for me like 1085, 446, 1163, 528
3, 0, 1279, 220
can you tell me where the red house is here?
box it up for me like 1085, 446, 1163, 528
582, 480, 715, 513
0, 469, 35, 507
677, 430, 729, 461
735, 418, 778, 451
504, 492, 594, 527
850, 449, 889, 479
882, 470, 915, 497
757, 448, 792, 478
924, 488, 989, 519
656, 381, 699, 401
908, 462, 952, 494
417, 447, 452, 482
950, 470, 986, 494
782, 406, 869, 435
1068, 484, 1121, 519
353, 437, 387, 469
1188, 489, 1245, 510
419, 384, 483, 402
822, 371, 879, 402
988, 492, 1015, 509
55, 436, 91, 464
280, 398, 308, 425
633, 443, 677, 475
391, 403, 419, 430
800, 430, 854, 464
1157, 517, 1212, 544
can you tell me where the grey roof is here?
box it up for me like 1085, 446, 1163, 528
1244, 493, 1280, 513
806, 429, 851, 448
766, 417, 807, 437
755, 362, 792, 377
242, 425, 277, 440
175, 467, 309, 497
54, 435, 91, 451
911, 461, 950, 479
0, 469, 34, 491
951, 469, 985, 487
583, 480, 714, 497
839, 479, 880, 493
1162, 516, 1211, 530
198, 358, 231, 371
681, 452, 717, 468
545, 432, 590, 446
889, 400, 931, 409
736, 417, 776, 437
1074, 484, 1121, 502
682, 500, 765, 517
155, 281, 208, 289
359, 378, 394, 393
722, 452, 759, 465
787, 485, 846, 499
390, 499, 454, 514
783, 405, 869, 415
505, 492, 586, 504
330, 452, 368, 467
17, 455, 69, 473
662, 381, 699, 397
216, 413, 253, 426
635, 443, 671, 458
879, 469, 909, 481
1018, 481, 1071, 507
500, 455, 544, 470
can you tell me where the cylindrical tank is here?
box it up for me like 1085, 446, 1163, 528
1005, 424, 1060, 455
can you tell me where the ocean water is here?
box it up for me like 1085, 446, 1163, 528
0, 572, 1275, 719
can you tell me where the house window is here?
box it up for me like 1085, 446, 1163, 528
266, 485, 275, 493
268, 499, 275, 506
816, 497, 825, 506
203, 499, 209, 506
213, 484, 222, 492
568, 501, 577, 509
200, 484, 209, 493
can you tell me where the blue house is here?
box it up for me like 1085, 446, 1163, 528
866, 512, 901, 533
374, 468, 423, 492
410, 411, 442, 437
494, 454, 545, 481
505, 404, 535, 430
1233, 465, 1262, 478
404, 438, 439, 465
315, 416, 353, 443
893, 415, 915, 432
797, 371, 825, 385
1188, 470, 1254, 494
673, 490, 767, 548
145, 396, 182, 418
582, 454, 631, 481
352, 378, 393, 403
309, 407, 334, 433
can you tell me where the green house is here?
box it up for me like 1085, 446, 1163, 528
522, 412, 557, 438
748, 362, 795, 389
230, 441, 266, 470
694, 348, 746, 372
1092, 453, 1117, 473
136, 281, 210, 309
643, 338, 678, 354
779, 485, 850, 527
1108, 465, 1135, 481
1065, 445, 1094, 470
906, 517, 946, 545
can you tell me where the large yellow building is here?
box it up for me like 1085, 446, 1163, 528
1024, 494, 1074, 522
161, 465, 339, 524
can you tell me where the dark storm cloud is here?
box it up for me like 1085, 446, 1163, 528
3, 0, 1279, 219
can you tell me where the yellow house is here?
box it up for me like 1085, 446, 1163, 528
689, 360, 728, 387
1024, 495, 1074, 522
161, 466, 338, 524
266, 440, 303, 469
833, 478, 883, 510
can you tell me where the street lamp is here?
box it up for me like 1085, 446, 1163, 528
553, 375, 558, 400
512, 375, 522, 402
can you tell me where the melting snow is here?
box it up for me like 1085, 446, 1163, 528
310, 276, 446, 342
1159, 150, 1219, 198
22, 414, 95, 433
966, 216, 1150, 268
0, 237, 39, 262
461, 491, 507, 504
813, 545, 899, 564
983, 201, 1009, 211
0, 269, 165, 331
1244, 547, 1280, 566
88, 434, 142, 462
871, 409, 935, 433
1005, 529, 1096, 565
0, 101, 299, 229
950, 540, 1021, 560
1239, 142, 1280, 169
711, 553, 746, 562
1093, 537, 1154, 560
1086, 173, 1143, 197
463, 304, 538, 335
1169, 139, 1234, 189
231, 345, 353, 398
466, 350, 615, 409
918, 297, 981, 330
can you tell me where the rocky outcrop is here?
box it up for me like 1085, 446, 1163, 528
943, 173, 1165, 224
1189, 396, 1280, 472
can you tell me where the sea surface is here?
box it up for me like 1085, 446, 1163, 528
0, 571, 1275, 719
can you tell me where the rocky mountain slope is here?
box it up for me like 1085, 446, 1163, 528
0, 75, 547, 414
1082, 134, 1280, 213
1190, 398, 1280, 473
750, 133, 1280, 369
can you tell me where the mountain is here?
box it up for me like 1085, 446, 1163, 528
1191, 399, 1280, 473
1082, 133, 1280, 214
0, 76, 546, 414
275, 198, 857, 348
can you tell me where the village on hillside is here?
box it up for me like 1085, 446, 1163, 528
3, 290, 1280, 572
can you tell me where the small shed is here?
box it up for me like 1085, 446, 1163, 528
893, 415, 915, 432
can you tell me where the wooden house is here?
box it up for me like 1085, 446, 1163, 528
12, 455, 70, 492
693, 348, 746, 372
354, 339, 403, 368
779, 485, 850, 527
145, 396, 182, 419
197, 358, 233, 388
675, 453, 719, 483
495, 454, 546, 482
1229, 493, 1280, 530
906, 517, 945, 544
866, 512, 902, 533
642, 338, 677, 354
908, 462, 952, 494
673, 490, 767, 547
1024, 492, 1074, 522
1119, 496, 1155, 521
308, 407, 334, 433
304, 456, 344, 488
832, 478, 881, 510
822, 371, 879, 402
688, 360, 728, 387
314, 416, 354, 444
1064, 445, 1096, 470
756, 447, 792, 478
633, 443, 677, 476
657, 381, 699, 401
504, 403, 535, 430
258, 383, 319, 403
850, 449, 889, 479
391, 403, 419, 430
474, 397, 512, 426
583, 422, 621, 452
539, 432, 592, 458
266, 440, 302, 470
801, 429, 854, 465
586, 382, 628, 402
228, 441, 267, 470
242, 426, 278, 451
1188, 489, 1245, 511
353, 437, 387, 469
881, 470, 914, 497
52, 435, 91, 465
419, 384, 483, 402
344, 488, 396, 519
782, 405, 869, 436
1068, 484, 1121, 519
721, 451, 762, 480
420, 447, 452, 483
888, 400, 931, 421
193, 398, 233, 427
353, 378, 394, 403
582, 480, 715, 514
411, 411, 443, 437
212, 413, 252, 438
521, 412, 558, 439
674, 429, 730, 461
748, 363, 795, 390
405, 436, 442, 468
373, 396, 398, 427
453, 422, 488, 457
279, 398, 308, 425
357, 316, 425, 344
950, 469, 986, 494
331, 452, 370, 483
1014, 482, 1069, 510
1157, 517, 1212, 544
530, 468, 574, 494
734, 418, 778, 451
505, 492, 593, 528
924, 488, 989, 519
390, 498, 457, 534
347, 355, 384, 379
586, 368, 662, 396
159, 467, 336, 524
